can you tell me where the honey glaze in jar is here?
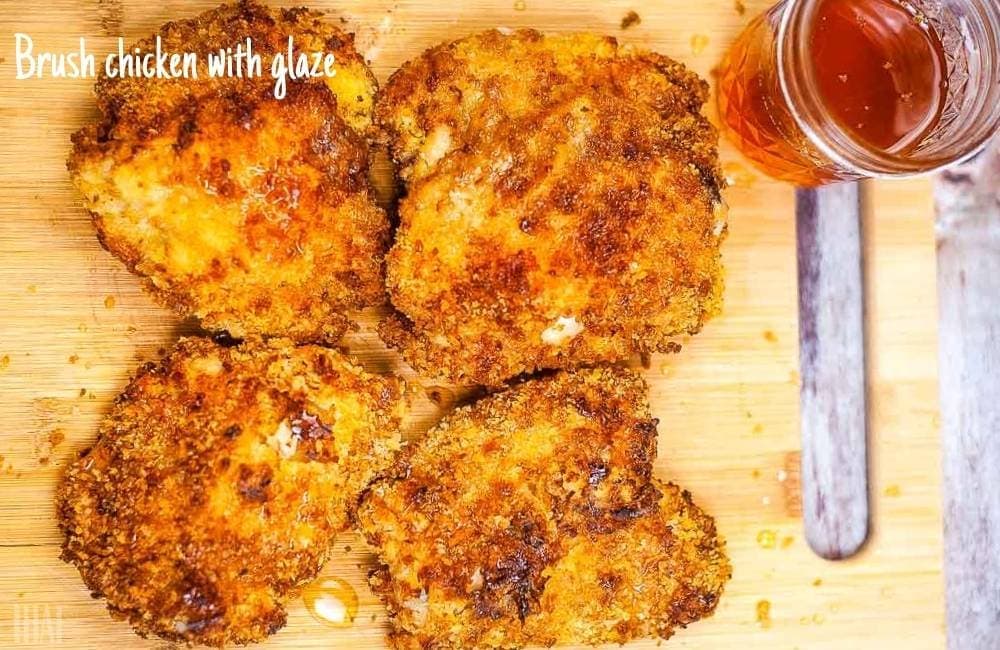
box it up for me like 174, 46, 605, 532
717, 0, 1000, 186
810, 0, 948, 154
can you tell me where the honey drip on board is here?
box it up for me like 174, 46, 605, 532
303, 578, 359, 628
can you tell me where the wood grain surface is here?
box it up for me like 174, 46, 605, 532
0, 1, 944, 648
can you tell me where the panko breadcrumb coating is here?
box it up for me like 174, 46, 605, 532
68, 1, 388, 344
357, 367, 730, 649
57, 337, 407, 646
377, 30, 727, 385
377, 30, 716, 182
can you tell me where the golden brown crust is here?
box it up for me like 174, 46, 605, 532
68, 1, 387, 344
357, 368, 730, 649
376, 30, 727, 385
376, 30, 713, 182
57, 337, 407, 646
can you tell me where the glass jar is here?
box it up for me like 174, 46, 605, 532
717, 0, 1000, 186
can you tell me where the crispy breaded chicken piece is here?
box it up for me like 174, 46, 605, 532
69, 1, 388, 344
357, 368, 730, 649
57, 337, 407, 646
377, 30, 715, 182
377, 31, 727, 385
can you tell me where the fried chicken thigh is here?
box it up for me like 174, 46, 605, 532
58, 337, 407, 645
377, 31, 727, 385
358, 368, 730, 648
69, 1, 388, 343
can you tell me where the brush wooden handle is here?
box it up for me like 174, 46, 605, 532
796, 183, 870, 560
936, 145, 1000, 650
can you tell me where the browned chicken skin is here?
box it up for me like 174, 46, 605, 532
357, 367, 731, 649
377, 30, 727, 385
57, 337, 407, 646
68, 1, 388, 344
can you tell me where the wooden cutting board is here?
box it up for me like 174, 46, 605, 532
0, 0, 944, 648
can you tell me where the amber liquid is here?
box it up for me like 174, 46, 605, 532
718, 0, 950, 185
302, 578, 359, 628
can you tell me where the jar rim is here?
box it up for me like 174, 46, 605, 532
776, 0, 1000, 177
